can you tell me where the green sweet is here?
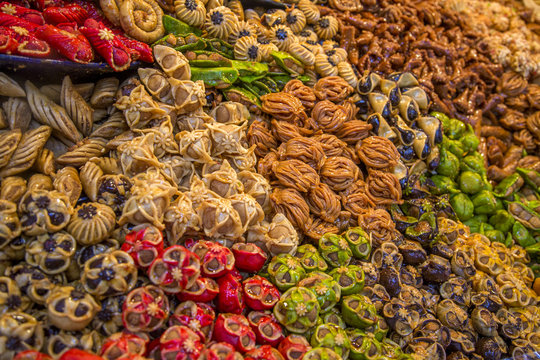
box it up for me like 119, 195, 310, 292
489, 210, 515, 233
268, 254, 306, 291
190, 67, 238, 88
311, 324, 351, 359
222, 86, 261, 108
162, 15, 202, 36
516, 167, 540, 192
302, 348, 343, 360
231, 60, 268, 83
273, 286, 320, 334
459, 171, 484, 194
494, 173, 524, 198
347, 329, 383, 360
442, 136, 466, 159
460, 152, 486, 175
450, 193, 474, 221
319, 233, 353, 268
437, 148, 460, 179
341, 295, 378, 328
461, 124, 480, 153
329, 265, 365, 295
271, 51, 304, 75
343, 227, 371, 259
429, 175, 460, 195
364, 316, 389, 342
513, 221, 535, 248
298, 272, 341, 313
321, 308, 346, 329
485, 229, 505, 244
294, 244, 328, 273
472, 190, 497, 215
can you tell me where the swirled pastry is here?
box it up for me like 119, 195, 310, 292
27, 174, 53, 192
338, 61, 358, 88
34, 149, 55, 177
233, 36, 262, 62
277, 136, 326, 170
340, 180, 375, 217
0, 177, 26, 203
285, 8, 307, 33
314, 75, 354, 102
271, 119, 312, 143
205, 6, 238, 40
269, 25, 297, 52
61, 76, 94, 137
314, 16, 338, 40
0, 200, 21, 249
228, 20, 256, 44
298, 0, 320, 24
119, 0, 165, 43
0, 126, 51, 178
68, 202, 116, 246
248, 119, 277, 158
312, 133, 349, 158
315, 53, 339, 77
174, 0, 206, 27
261, 92, 306, 123
357, 136, 400, 170
0, 129, 21, 169
288, 42, 315, 66
335, 120, 372, 144
357, 208, 397, 247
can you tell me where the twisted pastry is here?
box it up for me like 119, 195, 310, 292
277, 136, 326, 170
270, 187, 310, 229
261, 92, 306, 124
334, 120, 372, 144
357, 208, 397, 247
205, 6, 237, 40
340, 180, 375, 217
307, 182, 340, 222
248, 119, 277, 158
526, 111, 540, 140
311, 100, 348, 132
304, 218, 339, 240
174, 0, 206, 27
314, 76, 354, 102
271, 120, 312, 143
366, 170, 402, 205
312, 133, 349, 158
320, 156, 360, 192
272, 159, 320, 192
119, 0, 165, 43
357, 136, 400, 170
283, 79, 316, 109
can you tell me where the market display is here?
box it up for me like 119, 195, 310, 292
0, 0, 539, 359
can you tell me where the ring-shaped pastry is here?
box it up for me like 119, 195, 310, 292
205, 6, 238, 40
174, 0, 206, 27
119, 0, 165, 43
234, 36, 263, 62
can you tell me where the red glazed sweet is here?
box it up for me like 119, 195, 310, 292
217, 272, 245, 314
116, 35, 153, 63
177, 276, 219, 303
43, 4, 89, 25
159, 325, 203, 360
198, 342, 243, 360
122, 224, 164, 268
34, 24, 92, 63
247, 311, 284, 347
0, 26, 19, 54
0, 2, 44, 25
0, 12, 39, 31
169, 301, 215, 341
244, 345, 285, 360
79, 18, 131, 71
189, 240, 235, 278
231, 243, 267, 273
100, 332, 147, 360
277, 334, 312, 360
148, 245, 201, 294
7, 24, 50, 58
243, 275, 280, 311
213, 314, 256, 353
122, 285, 169, 333
14, 351, 52, 360
59, 349, 104, 360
